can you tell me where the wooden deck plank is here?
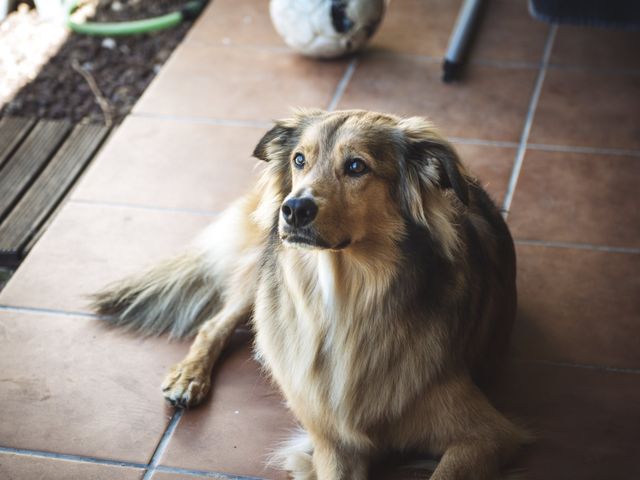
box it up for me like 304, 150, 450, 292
0, 123, 109, 265
0, 117, 36, 170
0, 119, 71, 222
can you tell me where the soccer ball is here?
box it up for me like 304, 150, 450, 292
270, 0, 386, 59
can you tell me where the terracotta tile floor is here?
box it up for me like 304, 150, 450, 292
1, 0, 639, 478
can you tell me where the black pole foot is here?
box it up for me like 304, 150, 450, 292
442, 60, 461, 83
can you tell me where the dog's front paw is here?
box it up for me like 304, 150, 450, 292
162, 361, 211, 408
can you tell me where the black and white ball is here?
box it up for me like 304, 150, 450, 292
270, 0, 386, 59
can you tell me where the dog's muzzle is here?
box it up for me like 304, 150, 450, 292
280, 196, 350, 250
281, 197, 318, 228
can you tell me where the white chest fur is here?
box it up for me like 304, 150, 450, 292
253, 247, 416, 443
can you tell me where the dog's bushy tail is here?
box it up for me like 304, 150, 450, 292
90, 248, 221, 338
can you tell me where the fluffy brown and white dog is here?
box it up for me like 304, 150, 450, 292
93, 109, 529, 479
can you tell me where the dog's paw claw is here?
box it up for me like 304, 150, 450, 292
162, 363, 210, 408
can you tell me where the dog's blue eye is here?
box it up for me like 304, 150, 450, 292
345, 158, 368, 176
294, 153, 306, 169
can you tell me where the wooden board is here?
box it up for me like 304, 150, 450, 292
0, 119, 71, 222
0, 117, 36, 170
0, 123, 109, 266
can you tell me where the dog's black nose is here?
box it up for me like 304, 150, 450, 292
282, 197, 318, 227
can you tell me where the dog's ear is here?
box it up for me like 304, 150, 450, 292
399, 117, 470, 207
253, 109, 326, 162
252, 123, 295, 162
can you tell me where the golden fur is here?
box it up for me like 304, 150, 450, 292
93, 109, 529, 479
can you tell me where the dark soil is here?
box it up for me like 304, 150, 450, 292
1, 0, 203, 124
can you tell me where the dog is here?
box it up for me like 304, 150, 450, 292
92, 109, 529, 479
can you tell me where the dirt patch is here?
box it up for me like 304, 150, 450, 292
1, 0, 201, 124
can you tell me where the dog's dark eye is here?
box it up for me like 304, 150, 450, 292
293, 153, 306, 169
345, 158, 368, 176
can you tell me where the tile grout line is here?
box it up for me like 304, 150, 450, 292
155, 465, 266, 479
0, 305, 263, 329
448, 137, 520, 149
0, 445, 265, 479
515, 359, 640, 375
526, 142, 640, 158
0, 446, 147, 469
0, 304, 97, 318
327, 58, 359, 112
515, 239, 640, 254
546, 61, 640, 76
142, 409, 184, 480
69, 198, 221, 217
501, 24, 557, 219
470, 58, 540, 70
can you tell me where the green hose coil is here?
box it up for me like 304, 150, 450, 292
65, 0, 206, 36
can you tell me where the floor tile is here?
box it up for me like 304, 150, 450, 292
490, 362, 640, 480
339, 55, 537, 142
134, 44, 348, 121
160, 330, 295, 479
453, 143, 515, 205
72, 116, 265, 211
372, 465, 432, 480
530, 68, 640, 150
0, 203, 212, 312
470, 0, 549, 64
371, 0, 461, 57
185, 0, 283, 48
373, 0, 547, 64
551, 26, 640, 71
508, 150, 640, 248
0, 453, 144, 479
0, 310, 188, 463
512, 245, 640, 369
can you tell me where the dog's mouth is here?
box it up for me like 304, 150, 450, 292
280, 229, 350, 251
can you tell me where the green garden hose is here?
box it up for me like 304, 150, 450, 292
64, 0, 206, 36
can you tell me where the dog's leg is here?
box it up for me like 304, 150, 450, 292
162, 302, 249, 408
414, 376, 528, 480
311, 438, 369, 480
430, 444, 507, 480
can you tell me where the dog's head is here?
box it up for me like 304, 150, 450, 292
252, 109, 469, 253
